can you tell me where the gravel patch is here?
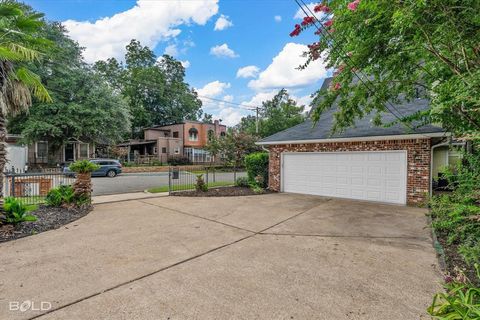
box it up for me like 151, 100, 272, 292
0, 205, 92, 243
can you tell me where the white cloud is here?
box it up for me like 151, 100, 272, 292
214, 14, 233, 31
274, 15, 282, 22
196, 80, 231, 98
248, 42, 328, 91
164, 44, 178, 57
196, 83, 243, 126
218, 107, 244, 126
236, 65, 260, 79
63, 0, 219, 63
241, 90, 312, 111
181, 60, 190, 68
293, 2, 316, 19
210, 43, 238, 58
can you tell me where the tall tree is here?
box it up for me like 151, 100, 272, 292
8, 22, 131, 150
237, 89, 305, 138
292, 0, 480, 138
0, 1, 52, 198
94, 40, 202, 137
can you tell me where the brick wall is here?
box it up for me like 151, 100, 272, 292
267, 138, 431, 205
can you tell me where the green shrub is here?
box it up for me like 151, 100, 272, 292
3, 197, 37, 224
251, 185, 265, 194
235, 177, 249, 188
245, 152, 269, 188
46, 185, 75, 207
427, 264, 480, 319
69, 160, 100, 173
195, 174, 208, 192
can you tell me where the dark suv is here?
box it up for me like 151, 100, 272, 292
63, 159, 122, 178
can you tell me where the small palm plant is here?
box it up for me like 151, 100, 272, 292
69, 160, 100, 203
0, 2, 52, 204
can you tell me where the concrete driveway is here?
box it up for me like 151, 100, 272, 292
0, 194, 442, 320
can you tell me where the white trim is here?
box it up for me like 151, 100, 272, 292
257, 132, 448, 145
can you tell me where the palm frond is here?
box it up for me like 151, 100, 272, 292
7, 43, 40, 61
14, 67, 51, 103
0, 45, 23, 61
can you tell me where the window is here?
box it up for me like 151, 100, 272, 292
36, 141, 48, 163
188, 128, 198, 141
173, 131, 179, 138
207, 129, 214, 141
162, 147, 167, 154
174, 147, 180, 154
79, 143, 89, 159
220, 131, 226, 137
153, 147, 157, 154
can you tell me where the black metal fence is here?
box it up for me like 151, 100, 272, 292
168, 166, 247, 193
3, 171, 75, 205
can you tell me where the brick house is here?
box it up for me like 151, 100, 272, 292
118, 120, 227, 163
257, 79, 460, 206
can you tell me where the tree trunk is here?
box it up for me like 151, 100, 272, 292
0, 111, 7, 211
73, 172, 93, 203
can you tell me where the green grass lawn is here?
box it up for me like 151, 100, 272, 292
147, 181, 234, 193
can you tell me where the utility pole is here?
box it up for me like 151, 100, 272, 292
255, 107, 259, 134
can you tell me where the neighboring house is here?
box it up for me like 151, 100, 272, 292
5, 134, 28, 172
27, 139, 95, 166
257, 78, 460, 206
118, 120, 227, 163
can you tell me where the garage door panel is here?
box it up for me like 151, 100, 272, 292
282, 151, 407, 205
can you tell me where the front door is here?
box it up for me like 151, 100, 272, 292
64, 143, 75, 162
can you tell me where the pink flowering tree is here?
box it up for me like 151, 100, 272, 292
291, 0, 480, 139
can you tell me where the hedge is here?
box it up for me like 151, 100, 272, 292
245, 152, 269, 188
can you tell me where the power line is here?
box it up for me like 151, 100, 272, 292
295, 0, 425, 134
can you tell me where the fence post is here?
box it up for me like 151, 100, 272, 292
11, 175, 15, 197
168, 166, 171, 194
205, 167, 209, 186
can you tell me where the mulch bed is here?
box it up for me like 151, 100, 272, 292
435, 230, 479, 286
172, 186, 272, 197
0, 205, 92, 243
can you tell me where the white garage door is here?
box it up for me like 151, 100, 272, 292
282, 151, 407, 204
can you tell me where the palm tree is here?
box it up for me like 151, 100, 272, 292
0, 1, 52, 201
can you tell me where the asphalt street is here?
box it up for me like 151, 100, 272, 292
92, 171, 246, 195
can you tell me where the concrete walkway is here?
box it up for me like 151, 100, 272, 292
0, 194, 442, 320
92, 191, 168, 204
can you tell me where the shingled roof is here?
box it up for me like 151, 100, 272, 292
258, 78, 445, 145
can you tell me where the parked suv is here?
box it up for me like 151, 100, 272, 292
63, 159, 122, 178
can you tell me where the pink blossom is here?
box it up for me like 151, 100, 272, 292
314, 3, 331, 13
324, 19, 334, 27
330, 82, 341, 91
347, 0, 360, 11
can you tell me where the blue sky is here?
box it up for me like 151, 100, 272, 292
25, 0, 330, 126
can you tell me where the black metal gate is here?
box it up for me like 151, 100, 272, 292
168, 166, 245, 193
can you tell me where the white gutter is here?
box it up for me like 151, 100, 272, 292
256, 132, 448, 145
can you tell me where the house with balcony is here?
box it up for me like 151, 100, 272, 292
118, 120, 227, 164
